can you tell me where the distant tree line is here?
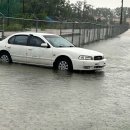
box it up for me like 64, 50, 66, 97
0, 0, 130, 24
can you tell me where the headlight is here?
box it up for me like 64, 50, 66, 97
78, 55, 93, 60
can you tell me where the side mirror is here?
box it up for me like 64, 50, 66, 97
41, 43, 50, 48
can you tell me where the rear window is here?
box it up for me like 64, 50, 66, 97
8, 36, 15, 44
8, 35, 28, 46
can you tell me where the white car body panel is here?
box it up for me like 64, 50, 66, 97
52, 47, 106, 70
6, 44, 27, 63
26, 46, 53, 66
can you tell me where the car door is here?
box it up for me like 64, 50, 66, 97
26, 35, 53, 66
6, 35, 28, 63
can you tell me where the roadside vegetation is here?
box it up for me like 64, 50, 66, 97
0, 0, 130, 23
0, 0, 130, 31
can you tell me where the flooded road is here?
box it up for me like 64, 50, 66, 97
1, 30, 130, 130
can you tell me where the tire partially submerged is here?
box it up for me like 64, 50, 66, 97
0, 52, 12, 63
54, 57, 73, 71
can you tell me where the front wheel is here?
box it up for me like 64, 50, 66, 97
0, 53, 12, 63
56, 58, 73, 71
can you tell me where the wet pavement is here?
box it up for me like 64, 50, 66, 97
0, 30, 130, 130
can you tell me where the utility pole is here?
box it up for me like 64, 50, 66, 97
120, 0, 123, 24
0, 12, 5, 39
23, 0, 25, 14
7, 0, 10, 25
7, 0, 9, 17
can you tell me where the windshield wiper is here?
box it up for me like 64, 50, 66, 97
57, 45, 74, 48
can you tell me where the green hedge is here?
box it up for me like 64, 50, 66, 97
5, 24, 23, 31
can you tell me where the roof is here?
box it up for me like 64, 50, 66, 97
14, 32, 56, 35
8, 32, 58, 37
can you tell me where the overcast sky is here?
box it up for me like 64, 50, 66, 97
70, 0, 130, 9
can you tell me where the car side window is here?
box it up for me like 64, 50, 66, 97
29, 36, 45, 47
8, 36, 15, 44
8, 35, 28, 46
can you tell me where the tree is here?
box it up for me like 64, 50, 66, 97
0, 0, 21, 16
95, 8, 114, 24
115, 7, 130, 23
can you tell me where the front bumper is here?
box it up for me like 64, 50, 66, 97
72, 59, 106, 71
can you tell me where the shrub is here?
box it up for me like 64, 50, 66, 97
5, 24, 23, 31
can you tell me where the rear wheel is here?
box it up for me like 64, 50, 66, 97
0, 53, 12, 63
56, 58, 73, 71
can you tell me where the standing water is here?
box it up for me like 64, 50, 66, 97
0, 30, 130, 130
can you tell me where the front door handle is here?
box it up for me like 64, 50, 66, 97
28, 48, 32, 50
7, 46, 11, 49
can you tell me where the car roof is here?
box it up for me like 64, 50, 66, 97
10, 32, 57, 37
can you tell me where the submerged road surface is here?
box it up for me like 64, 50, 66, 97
0, 30, 130, 130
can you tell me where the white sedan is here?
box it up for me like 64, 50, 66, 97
0, 32, 106, 71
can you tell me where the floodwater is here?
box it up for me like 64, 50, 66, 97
0, 30, 130, 130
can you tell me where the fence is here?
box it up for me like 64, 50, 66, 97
0, 16, 129, 46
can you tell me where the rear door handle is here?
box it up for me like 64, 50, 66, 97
7, 46, 11, 49
28, 48, 32, 50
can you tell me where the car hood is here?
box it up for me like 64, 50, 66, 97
57, 47, 103, 56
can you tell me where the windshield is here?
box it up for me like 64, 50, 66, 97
44, 35, 75, 47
